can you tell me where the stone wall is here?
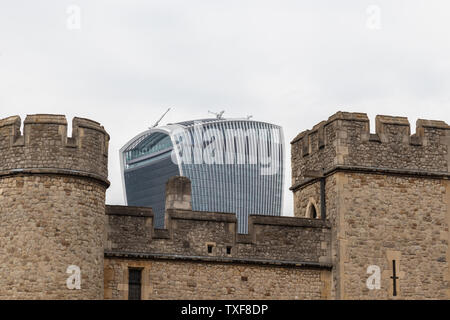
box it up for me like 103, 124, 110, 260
0, 175, 106, 299
3, 110, 449, 300
0, 115, 109, 179
0, 114, 109, 299
106, 176, 331, 265
105, 206, 331, 264
104, 209, 332, 300
293, 175, 339, 299
104, 258, 329, 300
291, 112, 450, 187
291, 112, 450, 299
104, 176, 332, 299
337, 173, 449, 299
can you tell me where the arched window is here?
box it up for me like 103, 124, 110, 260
309, 205, 317, 219
306, 199, 320, 219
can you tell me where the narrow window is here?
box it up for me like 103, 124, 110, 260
390, 260, 399, 297
226, 246, 232, 255
307, 201, 318, 219
310, 205, 317, 219
128, 268, 142, 300
207, 244, 213, 253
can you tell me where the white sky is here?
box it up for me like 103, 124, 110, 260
1, 1, 450, 216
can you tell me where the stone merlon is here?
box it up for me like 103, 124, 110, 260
105, 176, 332, 268
290, 111, 450, 189
0, 114, 110, 186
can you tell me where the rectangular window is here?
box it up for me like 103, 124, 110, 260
128, 268, 142, 300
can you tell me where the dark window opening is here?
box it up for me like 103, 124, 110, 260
207, 244, 213, 253
308, 204, 318, 219
128, 268, 142, 300
226, 246, 232, 255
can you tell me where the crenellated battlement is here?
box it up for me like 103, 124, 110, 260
0, 114, 110, 185
291, 111, 450, 187
0, 113, 110, 299
105, 205, 331, 267
105, 176, 331, 267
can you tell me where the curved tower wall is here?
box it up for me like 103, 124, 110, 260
0, 114, 109, 299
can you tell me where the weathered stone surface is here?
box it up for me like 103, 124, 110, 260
291, 111, 450, 187
3, 111, 449, 300
103, 176, 332, 300
292, 112, 450, 299
0, 114, 109, 299
337, 173, 449, 299
104, 258, 328, 300
0, 114, 109, 182
165, 176, 192, 211
105, 203, 331, 265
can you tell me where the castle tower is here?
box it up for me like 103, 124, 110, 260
0, 114, 109, 299
291, 112, 450, 299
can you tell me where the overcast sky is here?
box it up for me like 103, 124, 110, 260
1, 1, 450, 216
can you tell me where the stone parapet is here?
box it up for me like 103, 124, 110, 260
0, 114, 110, 185
0, 113, 109, 299
291, 111, 450, 186
105, 177, 331, 267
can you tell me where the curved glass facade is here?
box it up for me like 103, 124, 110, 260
121, 118, 284, 233
122, 132, 179, 228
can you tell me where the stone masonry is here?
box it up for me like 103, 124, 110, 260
291, 112, 450, 299
104, 176, 332, 299
0, 114, 109, 299
1, 111, 450, 299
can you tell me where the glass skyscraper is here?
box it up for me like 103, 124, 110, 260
120, 118, 284, 233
